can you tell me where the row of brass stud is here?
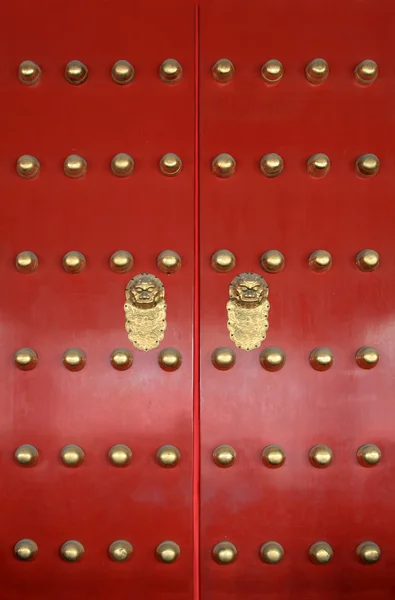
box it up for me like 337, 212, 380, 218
13, 346, 379, 372
17, 59, 183, 85
13, 444, 180, 467
211, 153, 381, 178
212, 540, 382, 565
212, 58, 379, 85
213, 249, 380, 273
211, 541, 381, 565
17, 58, 380, 87
212, 346, 379, 371
13, 248, 380, 275
11, 539, 381, 565
15, 153, 184, 178
14, 250, 181, 274
13, 346, 380, 372
12, 443, 381, 469
13, 348, 182, 372
13, 539, 181, 563
213, 444, 381, 468
14, 153, 381, 179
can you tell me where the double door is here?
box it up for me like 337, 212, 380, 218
1, 1, 395, 598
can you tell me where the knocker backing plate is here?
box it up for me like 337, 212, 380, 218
124, 273, 167, 351
226, 272, 269, 351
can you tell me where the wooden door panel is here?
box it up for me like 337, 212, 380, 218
199, 1, 395, 598
0, 2, 195, 598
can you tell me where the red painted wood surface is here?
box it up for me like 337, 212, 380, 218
1, 0, 395, 598
0, 1, 195, 598
199, 1, 395, 599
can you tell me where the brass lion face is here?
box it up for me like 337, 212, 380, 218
229, 272, 268, 308
126, 273, 164, 309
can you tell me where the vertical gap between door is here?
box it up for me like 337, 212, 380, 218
193, 3, 200, 600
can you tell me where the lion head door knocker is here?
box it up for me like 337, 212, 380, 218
124, 273, 167, 351
226, 272, 270, 351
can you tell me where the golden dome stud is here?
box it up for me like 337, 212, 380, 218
14, 539, 38, 561
212, 153, 236, 178
356, 249, 380, 272
157, 250, 182, 274
64, 154, 87, 178
307, 153, 330, 178
305, 58, 329, 84
308, 250, 332, 272
15, 251, 38, 273
108, 444, 132, 466
110, 348, 133, 371
158, 348, 182, 372
159, 59, 183, 83
111, 153, 135, 177
62, 251, 86, 274
212, 58, 235, 82
63, 348, 86, 371
109, 250, 134, 273
355, 346, 379, 369
260, 541, 284, 564
355, 154, 380, 177
261, 445, 286, 468
260, 347, 286, 372
211, 249, 236, 272
211, 347, 236, 371
14, 444, 39, 466
356, 541, 381, 564
60, 540, 85, 562
357, 444, 381, 467
60, 444, 85, 467
156, 541, 180, 563
14, 348, 38, 371
309, 541, 333, 564
213, 444, 236, 467
309, 347, 333, 371
159, 153, 182, 176
309, 444, 333, 468
156, 445, 181, 467
18, 61, 41, 85
212, 541, 237, 564
261, 60, 284, 83
16, 155, 40, 179
108, 540, 133, 562
65, 60, 88, 85
111, 60, 135, 85
260, 250, 285, 273
260, 153, 284, 177
354, 60, 378, 85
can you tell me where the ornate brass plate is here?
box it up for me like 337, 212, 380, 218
226, 272, 270, 351
124, 273, 167, 352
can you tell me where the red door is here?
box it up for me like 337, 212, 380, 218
1, 1, 395, 599
199, 2, 395, 598
0, 1, 195, 598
